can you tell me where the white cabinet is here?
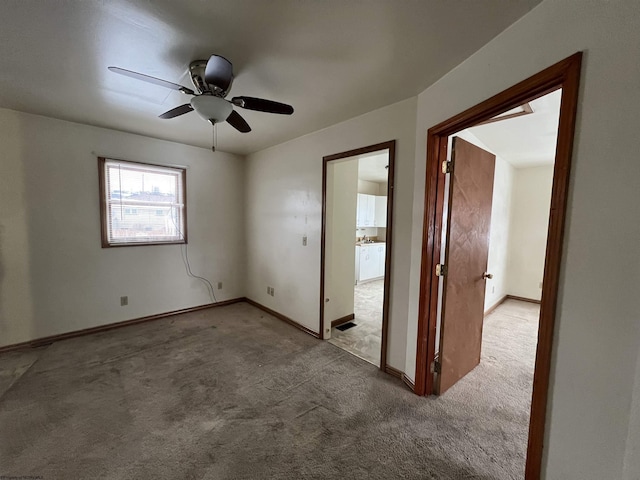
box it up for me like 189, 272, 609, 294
356, 194, 376, 227
359, 245, 378, 281
356, 194, 387, 228
375, 196, 387, 227
376, 243, 386, 276
356, 243, 386, 283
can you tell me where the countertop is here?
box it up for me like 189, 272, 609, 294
355, 241, 386, 246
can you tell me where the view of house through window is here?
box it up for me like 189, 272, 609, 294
99, 158, 186, 246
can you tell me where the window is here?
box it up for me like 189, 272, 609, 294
99, 157, 187, 247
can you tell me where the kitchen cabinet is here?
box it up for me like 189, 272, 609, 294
356, 243, 386, 283
359, 244, 379, 281
356, 194, 387, 228
356, 194, 376, 227
375, 196, 387, 227
376, 243, 386, 276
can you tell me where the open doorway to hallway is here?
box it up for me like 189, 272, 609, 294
320, 141, 395, 370
428, 89, 560, 477
414, 57, 579, 477
433, 89, 561, 393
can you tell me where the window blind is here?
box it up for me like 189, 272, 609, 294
102, 159, 186, 246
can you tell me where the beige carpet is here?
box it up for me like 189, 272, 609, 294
0, 299, 538, 479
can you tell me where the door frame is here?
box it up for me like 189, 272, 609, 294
414, 53, 582, 479
320, 140, 396, 373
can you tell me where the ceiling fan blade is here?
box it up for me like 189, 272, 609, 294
204, 55, 233, 93
159, 104, 194, 119
226, 110, 251, 133
108, 66, 195, 95
232, 96, 294, 115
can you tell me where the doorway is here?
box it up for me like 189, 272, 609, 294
433, 89, 561, 395
414, 53, 582, 479
320, 141, 395, 372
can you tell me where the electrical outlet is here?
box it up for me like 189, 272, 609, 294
302, 235, 307, 246
271, 287, 275, 297
267, 286, 270, 295
217, 282, 223, 290
120, 296, 128, 306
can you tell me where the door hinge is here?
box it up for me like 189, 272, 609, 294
430, 360, 442, 374
435, 263, 447, 276
441, 160, 453, 174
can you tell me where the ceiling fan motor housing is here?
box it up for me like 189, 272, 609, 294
189, 57, 233, 96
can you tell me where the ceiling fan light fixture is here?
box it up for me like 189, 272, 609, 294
190, 95, 233, 123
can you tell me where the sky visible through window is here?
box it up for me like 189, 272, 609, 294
108, 166, 177, 200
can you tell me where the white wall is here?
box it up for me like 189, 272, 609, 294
356, 227, 378, 239
0, 109, 245, 347
357, 179, 379, 195
485, 156, 516, 307
507, 165, 554, 300
324, 158, 358, 329
245, 97, 417, 370
406, 1, 640, 479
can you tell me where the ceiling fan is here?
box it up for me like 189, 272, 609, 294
108, 55, 294, 134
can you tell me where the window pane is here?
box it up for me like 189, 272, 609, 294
108, 205, 183, 243
101, 158, 186, 246
107, 166, 178, 204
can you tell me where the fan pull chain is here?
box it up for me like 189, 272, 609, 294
211, 122, 217, 152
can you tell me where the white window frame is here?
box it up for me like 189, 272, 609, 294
98, 157, 187, 247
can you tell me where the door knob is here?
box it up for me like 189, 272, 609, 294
482, 272, 493, 280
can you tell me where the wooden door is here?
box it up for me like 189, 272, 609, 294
437, 137, 496, 394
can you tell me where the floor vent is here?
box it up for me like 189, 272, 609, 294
336, 322, 357, 331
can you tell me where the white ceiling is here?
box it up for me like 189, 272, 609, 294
358, 152, 389, 183
468, 89, 562, 168
0, 0, 541, 155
